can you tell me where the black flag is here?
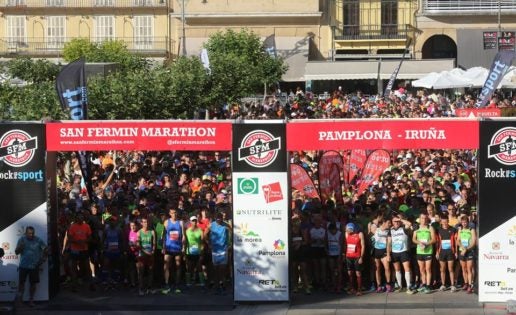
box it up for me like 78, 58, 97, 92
56, 59, 95, 202
476, 50, 515, 107
384, 38, 412, 97
264, 34, 277, 58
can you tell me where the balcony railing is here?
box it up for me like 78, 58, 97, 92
0, 0, 167, 8
0, 37, 170, 56
422, 0, 516, 14
335, 24, 410, 40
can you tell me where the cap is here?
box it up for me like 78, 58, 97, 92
345, 223, 356, 232
414, 166, 422, 172
190, 216, 198, 221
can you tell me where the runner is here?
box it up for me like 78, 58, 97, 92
136, 217, 156, 296
390, 214, 415, 294
456, 215, 476, 294
326, 223, 343, 293
291, 220, 311, 294
65, 212, 94, 292
436, 214, 457, 292
373, 216, 392, 293
205, 212, 230, 295
162, 206, 185, 294
309, 214, 327, 291
412, 213, 436, 294
185, 215, 205, 288
126, 220, 139, 289
101, 216, 123, 289
344, 223, 365, 296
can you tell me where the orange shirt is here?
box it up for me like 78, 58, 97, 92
68, 222, 92, 251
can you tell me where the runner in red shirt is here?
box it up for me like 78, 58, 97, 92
345, 223, 365, 296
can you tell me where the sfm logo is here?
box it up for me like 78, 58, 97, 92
62, 86, 87, 120
487, 127, 516, 166
0, 130, 37, 167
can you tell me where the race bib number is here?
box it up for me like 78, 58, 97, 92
189, 244, 200, 255
347, 244, 356, 254
329, 243, 339, 255
392, 240, 403, 251
107, 241, 118, 251
375, 239, 387, 250
441, 239, 451, 250
169, 230, 179, 241
461, 239, 469, 247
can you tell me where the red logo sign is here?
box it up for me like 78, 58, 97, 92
487, 127, 516, 166
238, 130, 281, 168
262, 182, 283, 203
0, 130, 37, 167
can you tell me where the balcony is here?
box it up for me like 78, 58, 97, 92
422, 0, 516, 15
0, 0, 167, 9
334, 24, 410, 41
0, 37, 170, 57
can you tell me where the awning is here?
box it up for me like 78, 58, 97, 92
304, 59, 456, 81
277, 36, 309, 82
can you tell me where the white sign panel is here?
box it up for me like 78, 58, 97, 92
0, 203, 48, 302
233, 172, 289, 301
478, 215, 516, 302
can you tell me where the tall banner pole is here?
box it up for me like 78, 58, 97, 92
384, 38, 412, 97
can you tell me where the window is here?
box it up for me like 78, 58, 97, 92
343, 0, 359, 38
381, 0, 398, 36
95, 16, 114, 42
133, 0, 153, 6
94, 0, 113, 6
6, 16, 26, 49
134, 16, 153, 49
6, 0, 25, 6
46, 0, 64, 6
47, 16, 65, 49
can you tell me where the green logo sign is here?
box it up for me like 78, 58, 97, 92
237, 178, 259, 194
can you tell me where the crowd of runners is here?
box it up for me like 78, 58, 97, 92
55, 87, 496, 297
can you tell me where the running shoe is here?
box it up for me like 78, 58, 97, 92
467, 286, 473, 294
174, 288, 182, 294
386, 284, 394, 293
462, 284, 469, 291
376, 286, 384, 293
356, 290, 363, 296
369, 284, 377, 292
406, 288, 416, 295
161, 286, 171, 295
423, 287, 432, 294
305, 288, 311, 295
450, 285, 457, 293
417, 285, 426, 293
439, 285, 447, 292
138, 289, 145, 296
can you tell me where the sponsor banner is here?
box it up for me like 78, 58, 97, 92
357, 150, 391, 194
286, 120, 479, 150
348, 149, 367, 183
232, 122, 287, 173
0, 204, 48, 302
290, 164, 319, 199
46, 121, 232, 151
455, 108, 501, 118
233, 172, 289, 301
478, 119, 516, 302
483, 31, 498, 50
498, 31, 515, 51
478, 216, 516, 302
476, 51, 515, 107
318, 151, 343, 204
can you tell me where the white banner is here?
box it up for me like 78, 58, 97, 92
233, 172, 289, 301
0, 203, 48, 301
478, 215, 516, 302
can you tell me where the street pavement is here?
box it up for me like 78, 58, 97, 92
2, 285, 511, 315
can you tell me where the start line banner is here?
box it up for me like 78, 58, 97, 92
287, 119, 479, 150
46, 121, 233, 151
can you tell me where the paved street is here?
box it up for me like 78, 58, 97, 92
3, 285, 511, 315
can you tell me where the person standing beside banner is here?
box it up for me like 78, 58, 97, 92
14, 226, 48, 308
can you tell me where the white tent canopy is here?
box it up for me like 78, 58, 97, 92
463, 66, 516, 88
411, 71, 472, 89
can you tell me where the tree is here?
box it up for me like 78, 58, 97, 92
6, 57, 60, 83
203, 29, 287, 108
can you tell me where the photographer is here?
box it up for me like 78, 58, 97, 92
14, 226, 48, 307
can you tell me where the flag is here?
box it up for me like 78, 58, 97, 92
476, 50, 515, 107
290, 164, 320, 200
200, 48, 211, 73
264, 34, 277, 58
384, 38, 412, 97
56, 58, 95, 202
357, 150, 391, 195
348, 149, 367, 184
318, 151, 343, 204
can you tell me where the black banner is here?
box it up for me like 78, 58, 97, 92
478, 119, 516, 237
384, 38, 412, 97
483, 31, 498, 50
232, 123, 287, 173
476, 51, 515, 108
0, 123, 46, 232
55, 59, 95, 202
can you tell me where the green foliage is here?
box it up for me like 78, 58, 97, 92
6, 57, 60, 83
204, 29, 287, 107
62, 38, 148, 72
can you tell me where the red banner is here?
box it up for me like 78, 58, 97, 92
357, 150, 391, 194
46, 121, 233, 151
290, 164, 320, 199
348, 149, 367, 183
318, 151, 343, 204
286, 119, 479, 150
455, 108, 501, 118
